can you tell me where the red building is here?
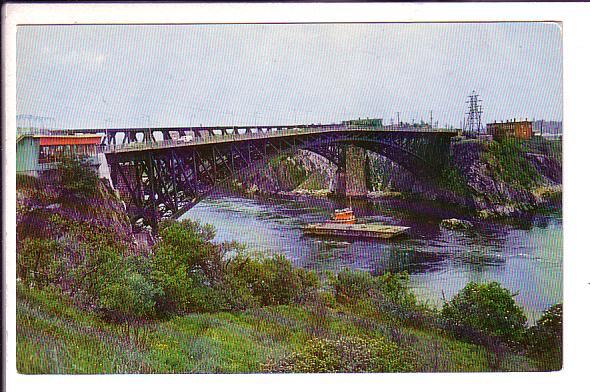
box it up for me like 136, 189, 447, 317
486, 120, 533, 141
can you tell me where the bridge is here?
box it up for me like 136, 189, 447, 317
57, 123, 458, 230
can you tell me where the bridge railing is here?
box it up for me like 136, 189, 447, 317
100, 125, 337, 154
99, 124, 456, 154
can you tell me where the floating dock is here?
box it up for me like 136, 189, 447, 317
303, 222, 410, 240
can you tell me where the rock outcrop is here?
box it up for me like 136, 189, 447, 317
16, 174, 150, 253
450, 139, 561, 217
440, 218, 474, 230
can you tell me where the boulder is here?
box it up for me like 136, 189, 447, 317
440, 218, 474, 230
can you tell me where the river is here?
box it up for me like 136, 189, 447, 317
182, 192, 562, 322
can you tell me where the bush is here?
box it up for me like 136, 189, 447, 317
527, 303, 562, 370
442, 282, 527, 344
98, 272, 159, 321
223, 253, 319, 309
152, 219, 224, 313
331, 269, 376, 304
155, 219, 220, 283
153, 220, 319, 313
17, 238, 63, 288
56, 157, 99, 200
92, 251, 161, 323
263, 336, 413, 373
331, 269, 418, 309
376, 272, 418, 308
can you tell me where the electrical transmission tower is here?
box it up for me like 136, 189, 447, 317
464, 90, 483, 137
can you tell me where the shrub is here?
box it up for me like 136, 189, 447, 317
331, 269, 376, 304
442, 281, 527, 344
527, 303, 562, 370
92, 252, 162, 323
224, 253, 319, 309
153, 220, 319, 313
98, 272, 159, 321
155, 219, 221, 283
376, 271, 418, 308
331, 269, 419, 309
17, 238, 63, 288
152, 219, 224, 313
56, 157, 99, 200
150, 251, 195, 314
263, 336, 413, 373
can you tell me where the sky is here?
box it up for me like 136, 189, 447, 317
16, 23, 562, 129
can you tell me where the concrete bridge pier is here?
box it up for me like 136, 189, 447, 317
334, 145, 368, 197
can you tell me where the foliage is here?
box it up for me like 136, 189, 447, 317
330, 269, 418, 310
95, 254, 161, 323
483, 138, 541, 189
263, 336, 414, 373
223, 253, 319, 309
152, 220, 319, 314
99, 272, 159, 321
376, 271, 418, 309
151, 219, 222, 314
527, 303, 562, 371
156, 219, 218, 281
437, 166, 472, 197
331, 269, 376, 304
442, 281, 527, 344
17, 238, 63, 288
56, 157, 100, 200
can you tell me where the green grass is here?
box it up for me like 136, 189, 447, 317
483, 138, 542, 190
437, 166, 472, 197
17, 282, 539, 374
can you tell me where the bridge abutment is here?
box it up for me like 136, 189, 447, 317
334, 145, 368, 197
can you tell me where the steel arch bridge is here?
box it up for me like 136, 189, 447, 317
93, 124, 457, 230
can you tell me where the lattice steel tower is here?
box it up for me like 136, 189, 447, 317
465, 91, 483, 137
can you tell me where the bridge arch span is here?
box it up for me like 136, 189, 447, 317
106, 129, 456, 230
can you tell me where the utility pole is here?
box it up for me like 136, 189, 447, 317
397, 112, 400, 126
430, 110, 433, 129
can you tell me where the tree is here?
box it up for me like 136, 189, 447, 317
151, 219, 224, 313
56, 157, 99, 200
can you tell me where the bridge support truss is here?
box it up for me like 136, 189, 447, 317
106, 130, 456, 231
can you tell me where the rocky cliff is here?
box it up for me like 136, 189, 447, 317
449, 138, 561, 217
215, 137, 562, 218
16, 171, 148, 254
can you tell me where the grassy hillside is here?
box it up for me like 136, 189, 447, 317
17, 282, 538, 374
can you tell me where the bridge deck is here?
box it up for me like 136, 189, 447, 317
98, 126, 457, 154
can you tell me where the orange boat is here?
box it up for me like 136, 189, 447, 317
329, 207, 356, 224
